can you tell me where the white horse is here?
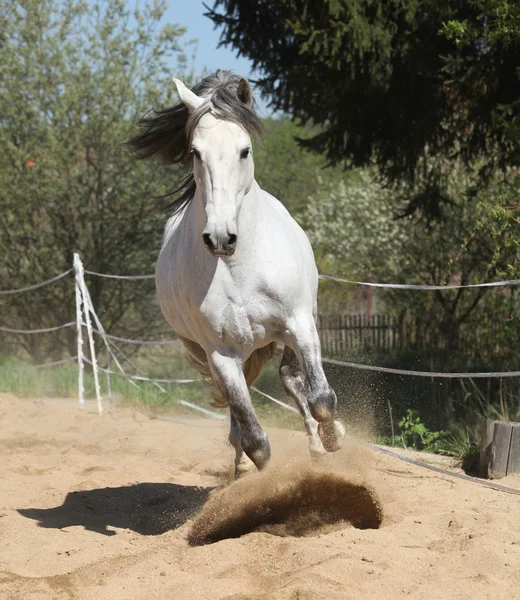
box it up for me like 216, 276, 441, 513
129, 71, 345, 476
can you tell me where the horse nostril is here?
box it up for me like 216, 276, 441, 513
203, 233, 213, 249
228, 234, 237, 246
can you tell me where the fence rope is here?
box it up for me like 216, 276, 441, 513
251, 386, 299, 414
108, 338, 167, 394
0, 321, 76, 334
83, 357, 198, 384
84, 268, 520, 290
319, 273, 520, 290
322, 357, 520, 379
247, 385, 520, 496
177, 400, 226, 420
0, 269, 73, 295
84, 270, 155, 280
0, 356, 78, 370
371, 445, 520, 497
92, 330, 180, 345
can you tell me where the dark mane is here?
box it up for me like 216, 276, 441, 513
127, 70, 263, 215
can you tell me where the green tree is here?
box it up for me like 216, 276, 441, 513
301, 167, 519, 356
0, 0, 190, 360
254, 119, 342, 214
207, 0, 520, 217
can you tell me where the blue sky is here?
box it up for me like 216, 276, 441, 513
164, 1, 272, 115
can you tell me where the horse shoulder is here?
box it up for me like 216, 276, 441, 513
256, 187, 316, 262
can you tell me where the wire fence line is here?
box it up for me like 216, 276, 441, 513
0, 269, 73, 295
0, 320, 180, 348
3, 255, 520, 420
0, 322, 76, 334
0, 356, 78, 370
83, 357, 198, 385
84, 270, 155, 280
84, 268, 520, 291
92, 330, 181, 346
251, 386, 299, 414
322, 357, 520, 379
177, 400, 226, 420
2, 264, 519, 295
318, 273, 520, 290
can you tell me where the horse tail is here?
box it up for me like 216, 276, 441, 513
181, 340, 228, 408
243, 342, 277, 389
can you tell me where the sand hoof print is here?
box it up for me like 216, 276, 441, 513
188, 466, 383, 545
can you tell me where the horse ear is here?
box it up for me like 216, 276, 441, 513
173, 78, 204, 112
237, 78, 253, 107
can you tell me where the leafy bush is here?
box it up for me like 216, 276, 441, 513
396, 409, 451, 452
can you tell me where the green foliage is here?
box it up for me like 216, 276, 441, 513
208, 0, 520, 218
378, 412, 480, 473
0, 0, 190, 359
442, 1, 520, 48
0, 353, 302, 429
253, 119, 339, 215
397, 409, 450, 452
301, 164, 520, 358
437, 430, 480, 475
439, 1, 520, 169
474, 185, 520, 279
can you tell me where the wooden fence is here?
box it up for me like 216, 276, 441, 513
317, 312, 512, 358
480, 419, 520, 479
318, 314, 424, 356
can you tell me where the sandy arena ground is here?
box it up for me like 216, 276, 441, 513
0, 392, 519, 599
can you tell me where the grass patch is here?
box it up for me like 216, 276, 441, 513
0, 352, 303, 431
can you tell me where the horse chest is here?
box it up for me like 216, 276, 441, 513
198, 285, 270, 349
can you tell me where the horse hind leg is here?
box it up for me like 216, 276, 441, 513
279, 346, 326, 457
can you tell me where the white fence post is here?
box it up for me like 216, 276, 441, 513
106, 352, 112, 399
75, 254, 103, 415
73, 254, 85, 409
78, 277, 140, 390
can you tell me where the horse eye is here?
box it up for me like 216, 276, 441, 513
240, 148, 250, 160
191, 148, 201, 160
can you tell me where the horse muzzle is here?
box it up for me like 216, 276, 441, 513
202, 232, 237, 256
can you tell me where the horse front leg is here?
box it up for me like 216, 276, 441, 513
279, 346, 325, 458
228, 412, 255, 477
209, 349, 271, 473
285, 315, 346, 453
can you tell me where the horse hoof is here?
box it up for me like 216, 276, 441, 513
234, 456, 255, 479
308, 435, 327, 461
243, 432, 271, 471
318, 419, 346, 453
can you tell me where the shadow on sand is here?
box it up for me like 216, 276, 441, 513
18, 482, 214, 536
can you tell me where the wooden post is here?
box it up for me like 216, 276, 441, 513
479, 418, 495, 479
489, 421, 514, 479
507, 424, 520, 476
